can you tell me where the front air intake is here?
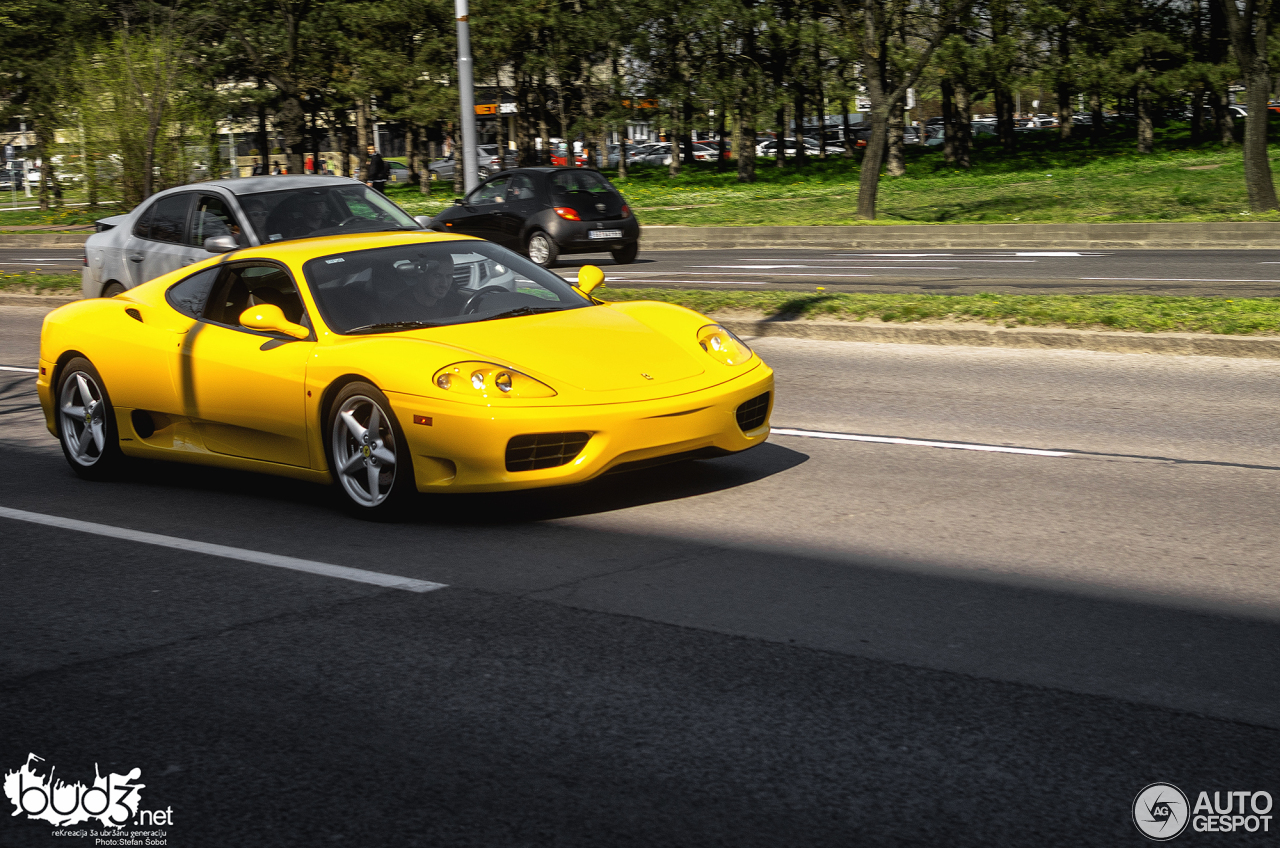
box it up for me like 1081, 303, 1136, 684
505, 432, 591, 472
735, 392, 771, 433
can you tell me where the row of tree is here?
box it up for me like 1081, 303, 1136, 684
1, 0, 1277, 219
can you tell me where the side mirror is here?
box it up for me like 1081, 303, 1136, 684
413, 215, 433, 229
204, 235, 238, 254
453, 198, 465, 206
240, 304, 309, 340
576, 264, 605, 296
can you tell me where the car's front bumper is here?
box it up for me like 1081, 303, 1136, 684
385, 365, 773, 493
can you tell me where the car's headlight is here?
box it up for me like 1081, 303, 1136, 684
697, 324, 753, 366
433, 361, 557, 399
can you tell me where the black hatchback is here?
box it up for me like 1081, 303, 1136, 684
430, 167, 640, 268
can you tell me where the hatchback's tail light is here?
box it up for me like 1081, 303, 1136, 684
620, 205, 631, 218
82, 253, 88, 267
553, 207, 581, 221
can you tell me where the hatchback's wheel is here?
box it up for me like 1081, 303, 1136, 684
610, 242, 639, 265
527, 231, 559, 268
327, 383, 416, 519
101, 282, 126, 298
56, 357, 125, 480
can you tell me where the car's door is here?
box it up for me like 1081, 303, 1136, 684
188, 193, 248, 255
496, 173, 540, 248
449, 176, 510, 242
174, 261, 315, 468
123, 192, 196, 287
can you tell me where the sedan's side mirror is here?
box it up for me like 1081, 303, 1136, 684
576, 264, 605, 296
204, 235, 238, 254
413, 215, 433, 229
240, 304, 309, 340
453, 198, 465, 206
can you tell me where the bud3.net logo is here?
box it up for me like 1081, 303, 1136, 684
1133, 782, 1273, 841
5, 754, 171, 829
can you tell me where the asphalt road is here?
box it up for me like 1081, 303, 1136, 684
17, 244, 1280, 297
1, 304, 1277, 846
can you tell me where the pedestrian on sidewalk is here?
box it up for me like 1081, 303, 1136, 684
365, 144, 389, 194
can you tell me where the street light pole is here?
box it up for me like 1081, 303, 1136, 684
455, 0, 479, 194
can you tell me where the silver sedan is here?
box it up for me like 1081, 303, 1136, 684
82, 176, 430, 298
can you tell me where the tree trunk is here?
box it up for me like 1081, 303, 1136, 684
355, 98, 369, 178
1241, 67, 1279, 209
794, 89, 809, 167
616, 124, 628, 179
668, 104, 681, 177
954, 81, 972, 168
995, 84, 1015, 152
1136, 81, 1154, 153
942, 77, 958, 164
856, 113, 888, 218
681, 98, 695, 166
1191, 86, 1206, 143
886, 100, 905, 176
717, 99, 728, 171
736, 100, 756, 183
255, 81, 269, 166
1057, 29, 1073, 139
1089, 91, 1105, 143
842, 102, 853, 157
775, 107, 786, 167
276, 95, 306, 175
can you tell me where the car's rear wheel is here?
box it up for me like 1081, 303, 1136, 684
610, 242, 638, 264
56, 357, 125, 480
327, 382, 416, 519
527, 231, 559, 268
101, 282, 126, 298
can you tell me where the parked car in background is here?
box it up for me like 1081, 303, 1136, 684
607, 143, 642, 167
427, 145, 512, 182
631, 142, 673, 166
387, 160, 413, 183
430, 167, 639, 267
81, 176, 431, 299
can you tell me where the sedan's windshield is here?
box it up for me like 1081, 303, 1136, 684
304, 240, 591, 334
240, 184, 418, 244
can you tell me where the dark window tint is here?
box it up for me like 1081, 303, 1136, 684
132, 204, 156, 239
551, 170, 613, 196
190, 195, 243, 247
204, 263, 306, 328
147, 194, 192, 244
165, 267, 219, 318
469, 176, 509, 207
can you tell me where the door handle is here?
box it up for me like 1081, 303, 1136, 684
128, 254, 144, 262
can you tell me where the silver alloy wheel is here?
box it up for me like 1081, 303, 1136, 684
332, 394, 398, 507
59, 370, 107, 467
528, 234, 551, 266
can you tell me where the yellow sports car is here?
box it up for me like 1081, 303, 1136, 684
37, 231, 773, 516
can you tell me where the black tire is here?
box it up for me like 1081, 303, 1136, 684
478, 167, 491, 179
326, 382, 417, 520
101, 282, 126, 298
55, 356, 126, 480
526, 231, 560, 268
610, 242, 639, 264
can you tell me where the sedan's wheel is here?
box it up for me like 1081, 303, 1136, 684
56, 357, 124, 480
527, 231, 559, 268
478, 167, 491, 179
327, 382, 415, 519
610, 242, 639, 265
101, 282, 126, 298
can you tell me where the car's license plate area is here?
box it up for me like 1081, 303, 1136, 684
588, 230, 623, 240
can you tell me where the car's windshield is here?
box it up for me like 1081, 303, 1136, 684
239, 183, 418, 244
303, 239, 591, 334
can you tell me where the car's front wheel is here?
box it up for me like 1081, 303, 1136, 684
610, 243, 638, 264
327, 382, 416, 519
526, 231, 559, 268
56, 357, 125, 480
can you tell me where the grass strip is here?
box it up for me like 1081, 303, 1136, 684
599, 288, 1280, 335
0, 273, 81, 295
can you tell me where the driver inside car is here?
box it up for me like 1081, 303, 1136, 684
381, 255, 466, 320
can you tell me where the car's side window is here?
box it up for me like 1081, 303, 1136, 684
145, 193, 194, 244
189, 195, 245, 248
469, 177, 509, 207
132, 204, 156, 239
506, 174, 537, 202
165, 267, 220, 319
202, 263, 308, 330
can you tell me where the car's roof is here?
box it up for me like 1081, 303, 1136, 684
221, 229, 481, 262
183, 176, 364, 196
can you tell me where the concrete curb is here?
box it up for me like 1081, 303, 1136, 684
717, 317, 1280, 359
0, 234, 90, 247
6, 292, 1278, 359
640, 222, 1280, 251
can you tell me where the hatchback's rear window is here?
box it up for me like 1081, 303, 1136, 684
551, 171, 614, 196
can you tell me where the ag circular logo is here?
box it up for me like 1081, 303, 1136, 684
1133, 783, 1190, 841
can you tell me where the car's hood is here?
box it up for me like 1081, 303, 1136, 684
400, 305, 706, 393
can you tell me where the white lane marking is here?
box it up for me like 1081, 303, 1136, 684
605, 278, 770, 285
771, 427, 1075, 457
0, 506, 447, 593
1081, 277, 1280, 283
0, 366, 38, 373
649, 271, 921, 277
0, 257, 81, 261
1014, 252, 1102, 257
691, 264, 961, 270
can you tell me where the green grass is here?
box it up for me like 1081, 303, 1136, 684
599, 123, 1280, 227
0, 272, 80, 294
599, 288, 1280, 335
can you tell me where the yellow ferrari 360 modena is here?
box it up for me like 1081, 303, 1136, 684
37, 231, 773, 515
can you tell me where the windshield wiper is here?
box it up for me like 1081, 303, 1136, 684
345, 321, 445, 335
477, 306, 563, 322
